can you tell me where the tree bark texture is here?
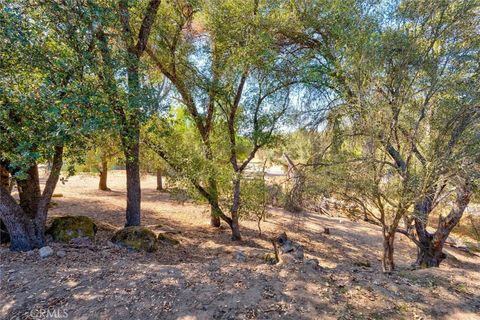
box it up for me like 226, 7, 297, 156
414, 179, 472, 267
0, 145, 63, 250
382, 229, 395, 273
16, 165, 41, 218
230, 178, 242, 241
156, 169, 163, 191
99, 158, 110, 191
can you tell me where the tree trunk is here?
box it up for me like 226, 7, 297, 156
230, 178, 242, 241
205, 140, 221, 228
99, 158, 110, 191
413, 190, 438, 267
283, 155, 305, 213
124, 138, 141, 226
0, 185, 39, 251
16, 165, 41, 219
122, 39, 142, 227
231, 216, 241, 241
0, 165, 11, 191
415, 178, 472, 268
0, 145, 63, 249
415, 235, 446, 267
122, 57, 141, 227
0, 219, 9, 244
0, 165, 11, 243
34, 145, 64, 245
382, 230, 395, 273
116, 0, 160, 227
156, 169, 163, 191
210, 204, 221, 227
209, 178, 221, 228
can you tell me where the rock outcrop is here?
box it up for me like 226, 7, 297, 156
111, 226, 158, 252
48, 216, 97, 242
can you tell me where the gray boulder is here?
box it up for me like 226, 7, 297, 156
39, 246, 54, 258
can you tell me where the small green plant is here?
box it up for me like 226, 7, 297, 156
239, 174, 271, 235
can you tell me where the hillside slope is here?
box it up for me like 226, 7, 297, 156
1, 172, 479, 319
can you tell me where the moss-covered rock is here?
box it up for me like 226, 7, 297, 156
111, 226, 158, 252
158, 233, 180, 245
48, 216, 97, 242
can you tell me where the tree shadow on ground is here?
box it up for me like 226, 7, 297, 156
2, 182, 479, 319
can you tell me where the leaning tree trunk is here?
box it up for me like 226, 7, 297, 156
415, 179, 472, 267
99, 158, 110, 191
382, 228, 395, 273
0, 185, 39, 251
1, 164, 43, 245
156, 169, 163, 191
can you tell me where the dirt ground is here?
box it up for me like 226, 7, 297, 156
1, 171, 479, 320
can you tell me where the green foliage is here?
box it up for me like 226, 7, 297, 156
2, 0, 478, 254
238, 175, 270, 229
290, 0, 480, 226
74, 131, 122, 173
0, 3, 110, 176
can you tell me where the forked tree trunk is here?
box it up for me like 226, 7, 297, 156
34, 146, 64, 245
156, 169, 163, 191
0, 186, 39, 251
382, 229, 395, 273
414, 179, 472, 267
415, 235, 446, 267
99, 158, 110, 191
0, 146, 63, 250
16, 165, 41, 218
